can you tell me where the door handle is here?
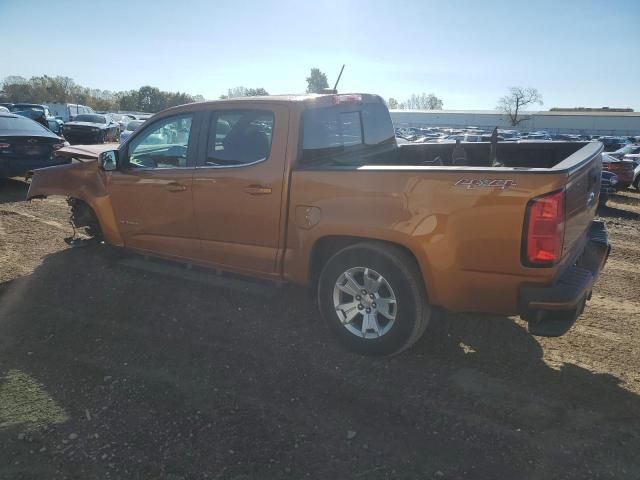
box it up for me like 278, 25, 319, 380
165, 182, 187, 192
243, 184, 272, 195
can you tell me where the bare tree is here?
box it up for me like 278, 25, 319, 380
387, 98, 399, 109
496, 87, 543, 126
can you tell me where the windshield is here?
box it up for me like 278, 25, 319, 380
9, 104, 44, 113
73, 114, 106, 124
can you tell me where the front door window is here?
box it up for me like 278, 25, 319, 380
128, 115, 193, 169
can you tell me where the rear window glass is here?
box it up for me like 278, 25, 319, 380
0, 115, 49, 132
301, 102, 395, 166
74, 114, 106, 123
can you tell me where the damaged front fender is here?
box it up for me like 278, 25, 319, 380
27, 148, 123, 246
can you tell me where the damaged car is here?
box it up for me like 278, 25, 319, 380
62, 114, 120, 144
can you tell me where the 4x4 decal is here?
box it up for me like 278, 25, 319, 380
455, 178, 517, 190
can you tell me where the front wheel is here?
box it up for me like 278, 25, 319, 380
317, 243, 430, 356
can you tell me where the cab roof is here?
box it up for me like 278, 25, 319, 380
162, 93, 385, 116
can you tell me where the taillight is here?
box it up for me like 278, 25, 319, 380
332, 94, 362, 105
523, 190, 565, 266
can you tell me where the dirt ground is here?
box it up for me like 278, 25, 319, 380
0, 178, 639, 480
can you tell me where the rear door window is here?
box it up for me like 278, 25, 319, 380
202, 110, 274, 167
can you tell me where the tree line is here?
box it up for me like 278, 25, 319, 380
0, 75, 206, 113
1, 71, 540, 126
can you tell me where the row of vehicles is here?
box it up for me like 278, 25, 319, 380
396, 126, 638, 146
0, 102, 149, 145
0, 104, 148, 179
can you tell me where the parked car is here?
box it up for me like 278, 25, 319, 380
28, 93, 609, 356
0, 106, 9, 113
602, 153, 634, 189
119, 120, 145, 144
108, 113, 133, 132
623, 153, 640, 168
607, 144, 640, 159
62, 114, 120, 144
599, 170, 618, 205
0, 113, 69, 179
599, 136, 631, 152
45, 103, 95, 123
8, 103, 63, 134
522, 132, 552, 140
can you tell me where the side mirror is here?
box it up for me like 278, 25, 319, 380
99, 150, 119, 171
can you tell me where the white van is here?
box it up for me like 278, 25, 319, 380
45, 103, 95, 122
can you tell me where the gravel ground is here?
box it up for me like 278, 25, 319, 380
0, 178, 639, 480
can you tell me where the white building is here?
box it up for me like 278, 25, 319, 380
390, 109, 640, 136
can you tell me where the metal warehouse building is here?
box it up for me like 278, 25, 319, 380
390, 109, 640, 136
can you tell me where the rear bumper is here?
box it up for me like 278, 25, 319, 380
519, 220, 610, 336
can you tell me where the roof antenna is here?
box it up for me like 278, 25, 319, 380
321, 64, 345, 94
333, 64, 345, 92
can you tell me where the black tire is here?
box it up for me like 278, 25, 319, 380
317, 242, 430, 356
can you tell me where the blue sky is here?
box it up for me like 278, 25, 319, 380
1, 0, 639, 110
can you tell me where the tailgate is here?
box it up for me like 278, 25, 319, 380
562, 145, 603, 257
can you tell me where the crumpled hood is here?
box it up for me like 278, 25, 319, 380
53, 143, 119, 161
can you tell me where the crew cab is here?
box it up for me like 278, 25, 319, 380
27, 94, 610, 356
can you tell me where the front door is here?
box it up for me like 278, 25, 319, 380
191, 106, 290, 275
106, 112, 200, 260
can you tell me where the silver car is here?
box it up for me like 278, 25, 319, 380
119, 120, 145, 144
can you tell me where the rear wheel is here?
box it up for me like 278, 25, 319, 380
317, 243, 430, 356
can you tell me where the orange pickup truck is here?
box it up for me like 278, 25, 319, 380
27, 94, 610, 355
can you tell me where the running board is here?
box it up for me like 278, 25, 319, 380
118, 256, 282, 298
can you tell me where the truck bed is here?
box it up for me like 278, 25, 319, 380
392, 141, 591, 169
288, 141, 603, 316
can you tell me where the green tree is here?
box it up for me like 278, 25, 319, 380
306, 68, 329, 93
1, 75, 201, 113
387, 98, 399, 109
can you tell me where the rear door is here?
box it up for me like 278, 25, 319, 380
190, 105, 290, 275
106, 112, 201, 260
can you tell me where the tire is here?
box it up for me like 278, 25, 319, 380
317, 242, 430, 356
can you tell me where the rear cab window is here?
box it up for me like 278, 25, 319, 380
300, 96, 395, 167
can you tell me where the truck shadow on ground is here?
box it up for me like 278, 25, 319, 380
1, 246, 639, 479
598, 203, 640, 221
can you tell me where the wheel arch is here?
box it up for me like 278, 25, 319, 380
308, 235, 432, 302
